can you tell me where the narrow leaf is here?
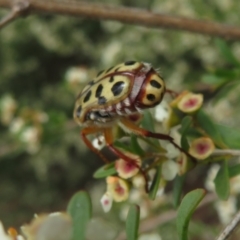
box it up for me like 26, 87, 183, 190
141, 111, 160, 147
213, 81, 239, 104
215, 39, 240, 67
229, 164, 240, 178
216, 124, 240, 149
130, 135, 145, 156
173, 175, 186, 208
214, 160, 230, 200
114, 140, 132, 152
196, 109, 225, 147
149, 165, 162, 200
180, 116, 192, 150
177, 189, 206, 240
93, 162, 117, 178
201, 74, 225, 85
67, 191, 92, 240
126, 205, 140, 240
141, 110, 155, 132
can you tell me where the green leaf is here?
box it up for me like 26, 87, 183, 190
67, 191, 92, 240
177, 189, 206, 240
130, 135, 145, 156
141, 110, 155, 132
93, 162, 117, 178
213, 81, 240, 104
196, 109, 225, 148
214, 69, 240, 79
214, 160, 230, 200
141, 111, 160, 147
215, 39, 240, 67
201, 74, 225, 85
229, 164, 240, 178
114, 140, 132, 152
180, 116, 192, 150
216, 124, 240, 149
173, 175, 186, 208
149, 165, 162, 200
126, 205, 140, 240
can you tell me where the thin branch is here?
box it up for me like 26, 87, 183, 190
0, 0, 240, 39
148, 149, 240, 159
216, 210, 240, 240
0, 0, 29, 29
212, 149, 240, 157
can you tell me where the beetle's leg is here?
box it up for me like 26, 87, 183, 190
119, 117, 196, 162
103, 128, 149, 192
81, 127, 109, 163
103, 128, 137, 162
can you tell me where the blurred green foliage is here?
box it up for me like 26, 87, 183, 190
0, 0, 240, 239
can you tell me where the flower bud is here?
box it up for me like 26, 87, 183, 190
177, 92, 203, 113
176, 153, 196, 175
189, 137, 215, 160
161, 159, 178, 181
115, 153, 141, 179
106, 177, 129, 202
100, 192, 113, 212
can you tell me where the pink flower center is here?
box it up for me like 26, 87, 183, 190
184, 98, 198, 108
115, 183, 125, 196
124, 161, 137, 173
104, 200, 109, 205
196, 143, 209, 154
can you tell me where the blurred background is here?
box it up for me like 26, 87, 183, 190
0, 0, 240, 239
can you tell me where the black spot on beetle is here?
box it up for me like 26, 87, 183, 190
98, 96, 107, 105
83, 90, 92, 103
97, 70, 104, 77
109, 76, 114, 82
76, 105, 82, 117
95, 84, 103, 98
147, 94, 156, 101
111, 81, 125, 96
124, 60, 136, 66
150, 80, 162, 89
106, 66, 114, 73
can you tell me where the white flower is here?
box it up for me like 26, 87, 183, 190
0, 94, 17, 125
65, 67, 89, 85
230, 175, 240, 195
101, 41, 122, 65
205, 164, 220, 192
132, 174, 145, 189
21, 212, 72, 240
165, 143, 180, 159
92, 135, 105, 150
160, 126, 181, 159
100, 192, 113, 213
161, 159, 178, 181
0, 222, 11, 240
154, 100, 170, 123
20, 126, 41, 154
9, 117, 25, 134
20, 126, 39, 143
215, 196, 237, 225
